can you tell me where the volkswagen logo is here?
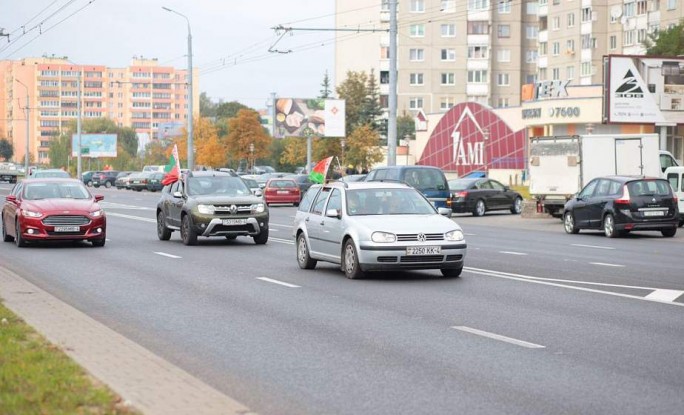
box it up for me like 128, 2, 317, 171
417, 233, 426, 242
230, 204, 238, 214
652, 198, 656, 203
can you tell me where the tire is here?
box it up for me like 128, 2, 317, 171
472, 199, 486, 217
87, 181, 93, 187
15, 219, 26, 247
661, 228, 677, 238
91, 237, 106, 247
253, 227, 269, 245
441, 266, 463, 278
180, 214, 198, 245
296, 233, 317, 269
510, 197, 523, 214
678, 219, 684, 228
2, 217, 14, 242
342, 239, 364, 279
157, 211, 172, 241
104, 181, 112, 188
293, 202, 299, 207
564, 211, 580, 234
94, 184, 100, 188
603, 214, 620, 238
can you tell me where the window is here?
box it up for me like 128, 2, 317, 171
497, 49, 511, 62
581, 62, 593, 76
637, 29, 647, 43
441, 73, 455, 85
581, 7, 592, 22
409, 73, 424, 86
624, 30, 635, 46
609, 35, 617, 50
498, 25, 510, 38
567, 13, 575, 28
667, 0, 676, 10
566, 39, 575, 52
468, 45, 488, 59
539, 42, 548, 56
552, 68, 560, 80
581, 34, 596, 49
498, 0, 511, 13
409, 97, 424, 110
380, 71, 389, 84
526, 25, 538, 39
468, 0, 490, 10
410, 24, 425, 37
624, 1, 635, 17
497, 73, 510, 86
410, 0, 425, 12
468, 70, 487, 83
539, 67, 547, 81
527, 2, 538, 14
409, 48, 424, 61
468, 21, 489, 34
441, 0, 455, 12
381, 0, 390, 11
566, 65, 575, 80
441, 24, 455, 37
552, 42, 560, 56
497, 97, 509, 108
440, 97, 455, 110
526, 50, 538, 64
441, 48, 456, 61
380, 46, 389, 59
311, 188, 331, 215
552, 16, 560, 30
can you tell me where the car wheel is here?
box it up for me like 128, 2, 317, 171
293, 202, 299, 207
15, 219, 27, 247
91, 237, 106, 247
441, 266, 463, 278
510, 197, 523, 214
472, 199, 486, 217
661, 227, 677, 238
157, 211, 172, 241
342, 239, 363, 279
563, 211, 579, 234
603, 214, 620, 238
296, 233, 317, 269
253, 227, 269, 245
94, 185, 100, 188
180, 215, 198, 246
87, 181, 93, 187
2, 217, 14, 242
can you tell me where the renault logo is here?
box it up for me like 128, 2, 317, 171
230, 204, 238, 214
417, 233, 426, 242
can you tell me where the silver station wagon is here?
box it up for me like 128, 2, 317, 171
293, 181, 467, 279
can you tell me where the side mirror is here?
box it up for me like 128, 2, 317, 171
94, 195, 104, 202
254, 189, 263, 197
173, 191, 183, 198
325, 208, 341, 219
437, 207, 452, 218
6, 195, 17, 203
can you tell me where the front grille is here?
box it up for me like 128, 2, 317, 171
377, 256, 398, 263
396, 233, 444, 242
445, 254, 463, 261
42, 215, 90, 226
400, 255, 444, 263
213, 204, 253, 214
46, 230, 85, 236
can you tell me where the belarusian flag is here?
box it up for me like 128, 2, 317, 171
309, 156, 333, 184
161, 144, 181, 186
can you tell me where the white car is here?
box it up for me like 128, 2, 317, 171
293, 181, 467, 279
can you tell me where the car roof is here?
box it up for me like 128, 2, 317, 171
597, 175, 666, 183
22, 178, 82, 184
185, 171, 237, 178
312, 181, 412, 191
372, 165, 442, 171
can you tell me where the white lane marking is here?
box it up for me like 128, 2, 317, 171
451, 326, 545, 349
154, 252, 181, 259
270, 223, 293, 228
499, 251, 528, 256
590, 262, 624, 268
645, 289, 684, 303
465, 233, 476, 236
269, 237, 294, 245
106, 212, 156, 223
100, 201, 154, 210
571, 244, 615, 250
270, 228, 279, 232
105, 238, 111, 241
465, 267, 684, 308
257, 277, 300, 288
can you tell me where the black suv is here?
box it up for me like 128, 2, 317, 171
156, 171, 269, 245
563, 176, 679, 238
92, 170, 119, 188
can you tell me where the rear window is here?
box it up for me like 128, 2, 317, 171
269, 180, 296, 188
403, 168, 448, 191
448, 179, 476, 190
627, 179, 672, 196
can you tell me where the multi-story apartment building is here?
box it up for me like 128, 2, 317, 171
0, 56, 198, 164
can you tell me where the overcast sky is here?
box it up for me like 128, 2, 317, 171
0, 0, 336, 109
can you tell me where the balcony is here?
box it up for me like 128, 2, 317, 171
467, 59, 489, 71
466, 84, 489, 96
467, 34, 490, 45
538, 30, 548, 43
467, 9, 491, 22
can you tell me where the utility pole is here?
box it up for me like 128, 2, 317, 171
77, 70, 82, 180
387, 0, 398, 166
269, 92, 276, 137
16, 79, 29, 175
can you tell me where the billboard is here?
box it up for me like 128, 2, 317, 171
604, 55, 684, 123
274, 98, 345, 138
71, 134, 117, 158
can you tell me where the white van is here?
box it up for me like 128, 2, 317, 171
665, 166, 684, 227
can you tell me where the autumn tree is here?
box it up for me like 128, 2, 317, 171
336, 71, 368, 136
645, 22, 684, 55
225, 109, 271, 165
199, 92, 218, 118
194, 117, 227, 167
279, 137, 307, 167
397, 112, 416, 141
343, 125, 383, 171
142, 140, 169, 166
216, 101, 250, 120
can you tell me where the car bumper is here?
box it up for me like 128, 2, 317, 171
265, 195, 299, 204
189, 212, 269, 237
615, 210, 678, 231
449, 201, 470, 213
357, 242, 467, 271
19, 216, 106, 241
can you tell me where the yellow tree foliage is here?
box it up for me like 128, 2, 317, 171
280, 137, 307, 166
344, 124, 383, 170
225, 109, 271, 161
197, 135, 227, 167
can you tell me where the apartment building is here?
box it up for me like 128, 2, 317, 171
0, 56, 198, 164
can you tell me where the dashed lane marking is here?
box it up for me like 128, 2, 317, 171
571, 244, 615, 250
256, 277, 300, 288
451, 326, 545, 349
106, 212, 156, 223
499, 251, 528, 256
590, 262, 624, 268
269, 237, 294, 245
645, 289, 684, 303
154, 252, 182, 259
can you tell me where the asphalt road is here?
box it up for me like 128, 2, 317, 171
1, 183, 683, 414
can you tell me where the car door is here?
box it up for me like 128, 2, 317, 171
318, 189, 344, 259
3, 182, 22, 235
573, 179, 599, 227
305, 187, 332, 258
166, 181, 184, 227
488, 179, 511, 209
475, 179, 495, 208
586, 179, 614, 227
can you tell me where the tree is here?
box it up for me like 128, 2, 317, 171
216, 101, 250, 120
344, 124, 383, 171
360, 69, 383, 131
193, 117, 226, 167
225, 109, 272, 164
319, 70, 332, 99
397, 112, 416, 142
199, 92, 218, 118
48, 133, 71, 170
280, 137, 307, 167
644, 22, 684, 56
336, 71, 368, 136
142, 140, 169, 166
0, 138, 13, 161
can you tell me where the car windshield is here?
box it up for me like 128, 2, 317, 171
34, 171, 70, 178
187, 176, 251, 196
448, 179, 477, 190
346, 188, 436, 216
23, 182, 91, 200
242, 179, 258, 188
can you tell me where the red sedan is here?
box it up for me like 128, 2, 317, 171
1, 178, 107, 247
264, 178, 301, 206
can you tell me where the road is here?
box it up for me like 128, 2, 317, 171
1, 183, 683, 414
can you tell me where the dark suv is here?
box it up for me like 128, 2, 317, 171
563, 176, 679, 238
156, 171, 269, 245
92, 170, 119, 188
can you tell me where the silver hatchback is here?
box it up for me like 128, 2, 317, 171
293, 182, 467, 279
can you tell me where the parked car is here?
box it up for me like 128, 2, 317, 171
255, 172, 288, 188
156, 171, 269, 245
92, 170, 119, 188
82, 171, 95, 186
1, 178, 106, 247
448, 178, 523, 216
128, 172, 153, 192
293, 181, 466, 279
147, 172, 165, 192
264, 178, 301, 206
286, 174, 314, 196
563, 176, 679, 238
114, 171, 133, 189
340, 174, 367, 183
665, 166, 684, 227
365, 166, 450, 208
142, 165, 165, 173
240, 177, 262, 196
29, 169, 71, 179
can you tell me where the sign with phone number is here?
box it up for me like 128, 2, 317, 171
548, 107, 580, 117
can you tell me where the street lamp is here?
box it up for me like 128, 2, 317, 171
249, 143, 255, 172
15, 79, 29, 176
162, 6, 194, 171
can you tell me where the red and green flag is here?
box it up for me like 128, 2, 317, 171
161, 144, 181, 186
309, 156, 334, 184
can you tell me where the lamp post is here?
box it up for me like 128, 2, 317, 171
249, 142, 255, 172
162, 6, 194, 171
404, 134, 411, 166
15, 79, 29, 176
340, 138, 346, 165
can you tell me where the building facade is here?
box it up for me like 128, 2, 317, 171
0, 57, 199, 165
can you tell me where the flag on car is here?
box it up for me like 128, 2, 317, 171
309, 156, 334, 184
161, 144, 181, 186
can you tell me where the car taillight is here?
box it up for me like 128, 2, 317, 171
454, 191, 468, 198
615, 185, 631, 206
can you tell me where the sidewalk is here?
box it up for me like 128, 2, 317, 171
0, 266, 258, 415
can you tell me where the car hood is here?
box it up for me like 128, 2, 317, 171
190, 195, 263, 205
23, 198, 99, 213
349, 214, 461, 233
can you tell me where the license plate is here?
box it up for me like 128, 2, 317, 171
222, 219, 247, 225
406, 246, 441, 255
54, 226, 80, 232
643, 210, 665, 217
277, 190, 289, 194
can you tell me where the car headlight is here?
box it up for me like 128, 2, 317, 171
197, 204, 216, 214
371, 231, 396, 243
251, 203, 265, 213
22, 209, 43, 218
90, 209, 104, 218
445, 230, 464, 241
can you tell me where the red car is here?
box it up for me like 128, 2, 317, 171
264, 178, 301, 206
1, 178, 107, 247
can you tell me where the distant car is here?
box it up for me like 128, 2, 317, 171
128, 172, 153, 192
264, 178, 301, 206
147, 172, 165, 192
1, 178, 106, 247
81, 171, 95, 186
142, 165, 165, 173
255, 172, 288, 188
365, 166, 450, 208
240, 177, 262, 196
92, 170, 119, 188
251, 165, 275, 175
114, 171, 133, 189
563, 176, 679, 238
29, 169, 71, 179
340, 174, 367, 183
286, 174, 314, 197
448, 178, 523, 216
293, 181, 466, 279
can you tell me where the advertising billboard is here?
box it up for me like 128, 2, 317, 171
71, 134, 118, 158
604, 55, 684, 123
274, 98, 346, 138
